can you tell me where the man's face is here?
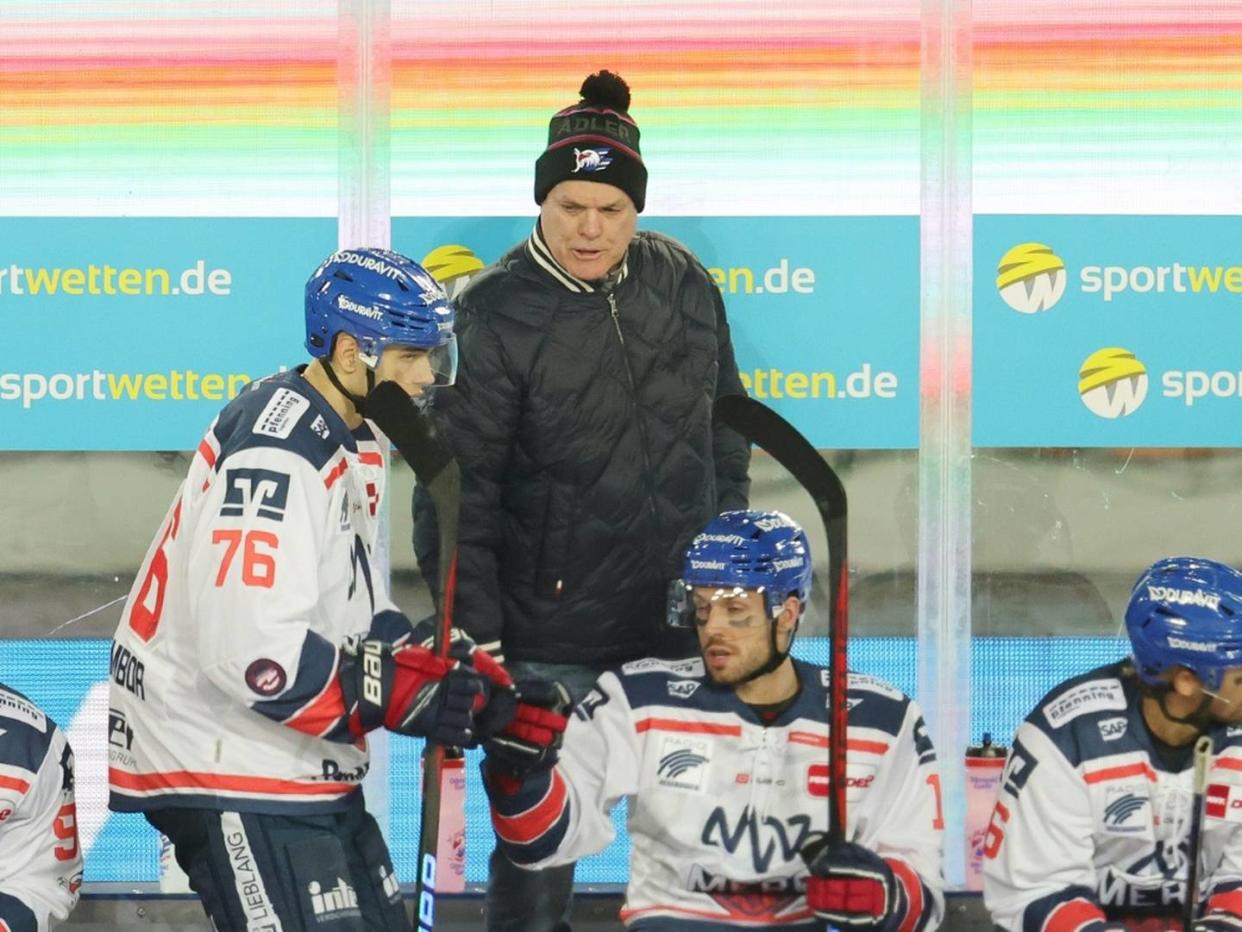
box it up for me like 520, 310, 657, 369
693, 587, 778, 687
539, 180, 637, 281
374, 344, 435, 398
1207, 667, 1242, 723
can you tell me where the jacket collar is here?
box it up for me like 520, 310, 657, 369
526, 221, 630, 294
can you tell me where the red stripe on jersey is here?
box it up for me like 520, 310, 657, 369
109, 767, 354, 796
323, 457, 348, 489
886, 856, 924, 932
1042, 897, 1105, 932
1083, 762, 1157, 784
634, 718, 742, 737
849, 738, 891, 755
492, 769, 568, 845
1213, 756, 1242, 773
283, 674, 348, 738
620, 903, 816, 924
1, 919, 12, 932
197, 438, 217, 469
358, 451, 383, 466
0, 774, 31, 794
1206, 890, 1242, 916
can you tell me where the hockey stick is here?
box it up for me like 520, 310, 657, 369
1184, 734, 1213, 931
366, 381, 460, 932
714, 394, 849, 845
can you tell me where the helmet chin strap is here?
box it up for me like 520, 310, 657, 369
322, 359, 375, 417
1154, 687, 1216, 731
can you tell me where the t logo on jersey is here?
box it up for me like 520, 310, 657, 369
221, 468, 290, 522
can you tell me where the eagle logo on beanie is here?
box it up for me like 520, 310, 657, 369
534, 70, 649, 212
573, 147, 614, 173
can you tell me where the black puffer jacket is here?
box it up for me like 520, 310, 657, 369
414, 228, 750, 665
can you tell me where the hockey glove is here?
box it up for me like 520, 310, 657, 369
484, 678, 572, 785
340, 639, 487, 746
804, 838, 901, 931
412, 622, 518, 743
1194, 914, 1242, 932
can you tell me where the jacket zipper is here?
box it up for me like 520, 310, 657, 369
608, 291, 663, 545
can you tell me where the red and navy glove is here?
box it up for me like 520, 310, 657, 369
804, 839, 901, 931
339, 639, 487, 746
413, 624, 517, 744
1194, 914, 1242, 932
484, 678, 571, 790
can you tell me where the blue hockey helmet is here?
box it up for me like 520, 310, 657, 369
1125, 556, 1242, 690
669, 510, 812, 628
305, 248, 457, 383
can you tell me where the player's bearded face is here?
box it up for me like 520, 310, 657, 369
1206, 669, 1242, 723
692, 587, 776, 686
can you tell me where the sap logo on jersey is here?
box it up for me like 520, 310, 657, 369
1097, 717, 1128, 741
657, 737, 710, 791
667, 679, 700, 700
1043, 679, 1126, 729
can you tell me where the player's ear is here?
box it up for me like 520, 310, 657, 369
776, 596, 801, 633
1170, 666, 1201, 699
332, 332, 360, 373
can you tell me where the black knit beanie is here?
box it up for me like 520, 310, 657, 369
534, 71, 648, 213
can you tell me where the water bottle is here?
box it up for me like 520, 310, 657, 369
436, 749, 467, 893
964, 733, 1006, 891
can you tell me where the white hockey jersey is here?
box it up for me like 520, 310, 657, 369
984, 661, 1242, 930
0, 683, 82, 931
109, 369, 411, 816
490, 657, 944, 930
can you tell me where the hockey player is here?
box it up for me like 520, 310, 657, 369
481, 510, 945, 931
984, 556, 1242, 930
107, 247, 513, 929
0, 682, 82, 931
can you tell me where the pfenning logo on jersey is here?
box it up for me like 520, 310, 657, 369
1102, 789, 1149, 835
667, 679, 700, 700
572, 147, 613, 173
244, 658, 287, 697
0, 687, 47, 732
1149, 586, 1222, 612
308, 877, 361, 921
997, 242, 1067, 313
422, 244, 485, 300
1043, 679, 1126, 728
657, 737, 709, 791
1078, 347, 1149, 419
253, 387, 310, 439
337, 294, 385, 321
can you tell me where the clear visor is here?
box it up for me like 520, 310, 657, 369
428, 334, 458, 387
666, 580, 770, 630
